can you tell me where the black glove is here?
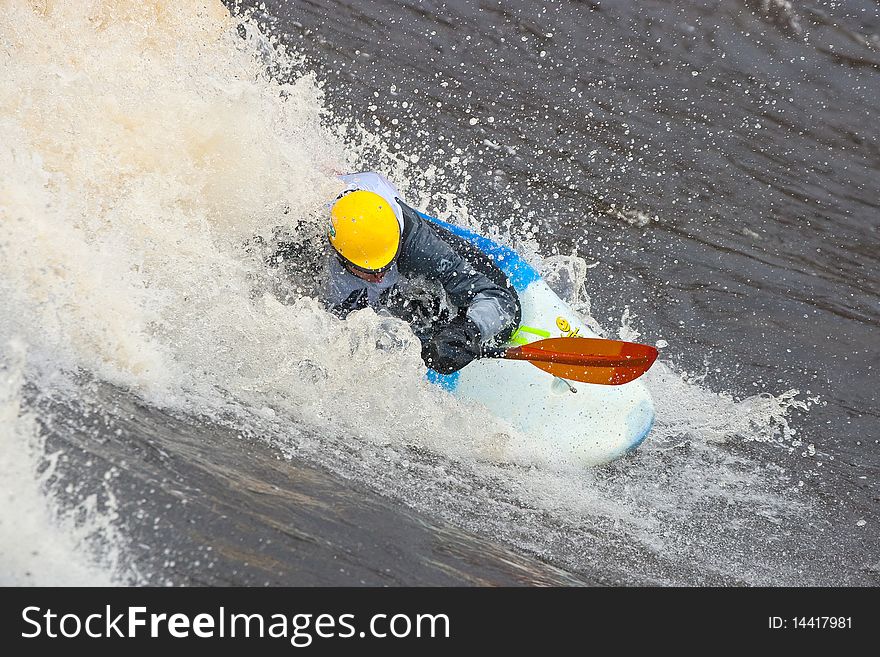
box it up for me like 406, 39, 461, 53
421, 315, 483, 375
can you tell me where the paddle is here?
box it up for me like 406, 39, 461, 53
483, 337, 658, 386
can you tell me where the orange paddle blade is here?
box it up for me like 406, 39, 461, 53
499, 337, 658, 385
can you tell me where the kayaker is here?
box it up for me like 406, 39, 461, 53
324, 171, 520, 374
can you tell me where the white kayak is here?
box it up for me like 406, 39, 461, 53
421, 212, 655, 466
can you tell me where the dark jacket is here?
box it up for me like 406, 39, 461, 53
325, 200, 520, 346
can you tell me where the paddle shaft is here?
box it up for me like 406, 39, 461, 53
485, 347, 654, 368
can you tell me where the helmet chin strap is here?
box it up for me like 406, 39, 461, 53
338, 256, 390, 283
349, 268, 388, 284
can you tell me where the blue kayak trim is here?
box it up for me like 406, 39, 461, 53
417, 211, 541, 292
623, 397, 655, 454
425, 368, 459, 390
627, 416, 654, 454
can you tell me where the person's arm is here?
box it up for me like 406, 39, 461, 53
399, 213, 518, 373
401, 217, 517, 337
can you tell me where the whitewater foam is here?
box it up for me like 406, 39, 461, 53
0, 339, 134, 585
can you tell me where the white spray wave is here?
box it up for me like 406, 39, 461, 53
0, 339, 137, 585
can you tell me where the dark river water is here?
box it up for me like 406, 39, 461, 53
1, 0, 877, 585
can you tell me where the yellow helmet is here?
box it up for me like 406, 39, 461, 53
328, 190, 401, 273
